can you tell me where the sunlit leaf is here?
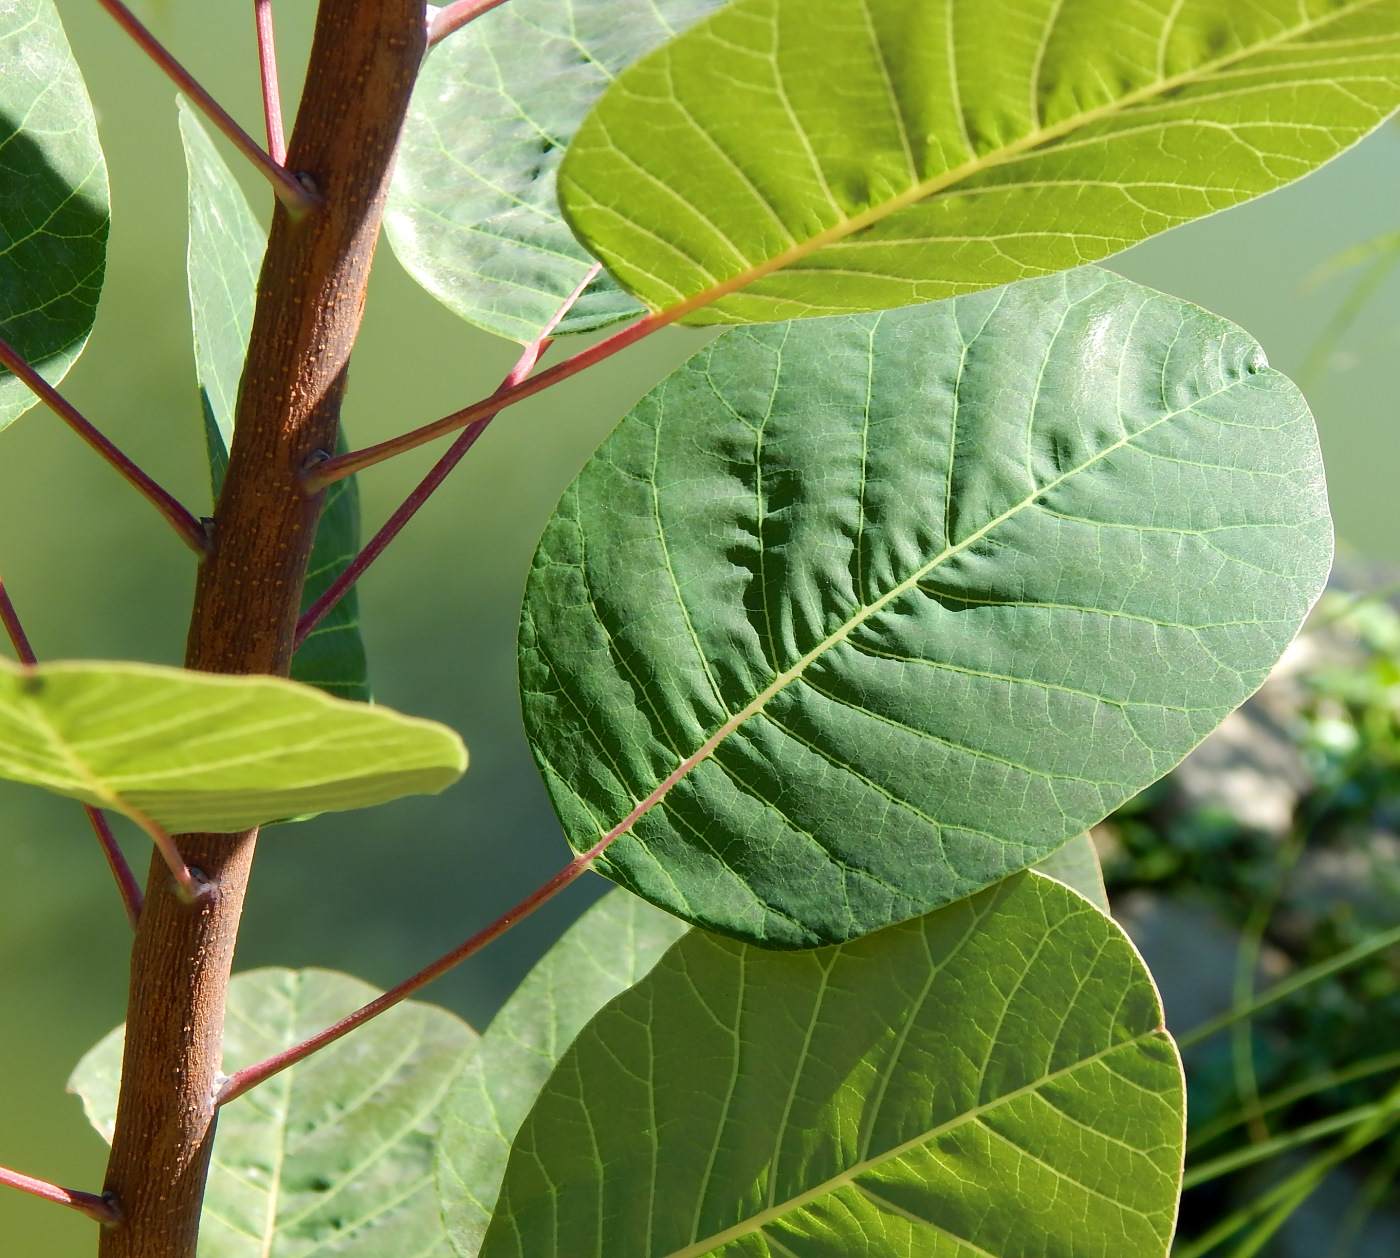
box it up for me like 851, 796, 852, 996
559, 0, 1400, 324
0, 659, 465, 833
386, 0, 724, 343
179, 100, 369, 702
0, 0, 108, 430
437, 888, 687, 1256
71, 967, 475, 1257
521, 267, 1330, 947
478, 871, 1185, 1258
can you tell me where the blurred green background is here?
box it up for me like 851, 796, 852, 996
4, 1, 1400, 1251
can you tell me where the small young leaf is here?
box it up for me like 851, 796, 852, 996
559, 0, 1400, 324
0, 0, 108, 431
520, 267, 1330, 948
437, 888, 687, 1257
1032, 832, 1109, 914
179, 100, 369, 702
477, 871, 1185, 1258
0, 659, 465, 833
385, 0, 725, 344
71, 967, 476, 1257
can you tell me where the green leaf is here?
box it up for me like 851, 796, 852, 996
1032, 832, 1109, 914
559, 0, 1400, 325
179, 97, 263, 478
519, 266, 1331, 948
478, 871, 1185, 1258
437, 888, 687, 1257
70, 967, 476, 1257
178, 99, 370, 703
0, 0, 108, 430
385, 0, 725, 343
0, 658, 465, 833
291, 463, 370, 703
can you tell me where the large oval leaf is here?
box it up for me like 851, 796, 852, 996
477, 871, 1185, 1258
179, 99, 370, 704
559, 0, 1400, 324
437, 888, 687, 1257
0, 659, 465, 833
520, 267, 1330, 948
386, 0, 724, 343
0, 0, 108, 429
71, 967, 476, 1257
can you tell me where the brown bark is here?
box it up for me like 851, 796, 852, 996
99, 3, 426, 1254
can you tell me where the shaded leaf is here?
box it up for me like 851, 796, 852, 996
520, 267, 1330, 947
478, 871, 1185, 1258
1032, 832, 1109, 914
437, 888, 687, 1256
559, 0, 1400, 324
0, 658, 465, 833
0, 0, 108, 430
179, 100, 369, 702
386, 0, 724, 343
71, 967, 476, 1257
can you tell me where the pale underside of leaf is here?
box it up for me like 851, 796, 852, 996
520, 266, 1331, 947
0, 0, 108, 431
71, 968, 476, 1258
386, 0, 725, 343
0, 659, 465, 833
559, 0, 1400, 324
1031, 832, 1109, 913
478, 871, 1185, 1258
437, 888, 688, 1257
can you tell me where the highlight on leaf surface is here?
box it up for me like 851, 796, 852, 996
559, 0, 1400, 325
387, 0, 724, 344
476, 871, 1185, 1258
0, 659, 466, 834
0, 0, 108, 432
71, 967, 475, 1258
179, 99, 370, 703
438, 888, 688, 1257
520, 266, 1331, 948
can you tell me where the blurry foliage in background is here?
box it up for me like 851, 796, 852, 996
1104, 580, 1400, 1255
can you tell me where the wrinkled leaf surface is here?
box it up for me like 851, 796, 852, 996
521, 267, 1330, 946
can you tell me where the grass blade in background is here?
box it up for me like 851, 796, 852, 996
0, 0, 108, 431
180, 100, 369, 701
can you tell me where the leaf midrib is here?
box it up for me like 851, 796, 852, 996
587, 360, 1240, 850
620, 0, 1387, 320
664, 1021, 1167, 1258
